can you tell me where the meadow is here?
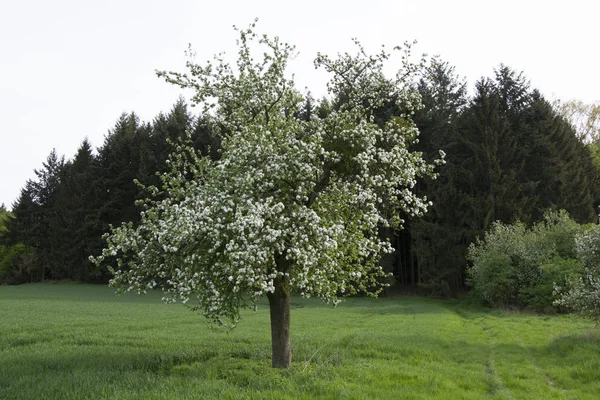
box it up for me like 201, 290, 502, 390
1, 284, 599, 399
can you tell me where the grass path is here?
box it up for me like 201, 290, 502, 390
1, 283, 599, 399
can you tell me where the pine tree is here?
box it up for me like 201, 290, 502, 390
7, 182, 41, 281
408, 57, 469, 293
297, 92, 315, 122
51, 139, 104, 280
148, 98, 194, 184
550, 115, 598, 221
190, 114, 222, 160
28, 149, 66, 280
96, 113, 151, 231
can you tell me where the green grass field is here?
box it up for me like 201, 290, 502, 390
1, 284, 599, 399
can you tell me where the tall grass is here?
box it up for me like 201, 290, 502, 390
1, 283, 599, 399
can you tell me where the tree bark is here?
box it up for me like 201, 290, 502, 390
267, 254, 292, 368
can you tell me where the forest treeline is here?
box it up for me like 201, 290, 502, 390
1, 59, 599, 292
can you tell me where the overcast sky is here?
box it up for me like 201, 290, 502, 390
1, 0, 599, 208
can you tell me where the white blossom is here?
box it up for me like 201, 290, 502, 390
92, 24, 441, 325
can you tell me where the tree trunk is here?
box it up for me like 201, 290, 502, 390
267, 283, 291, 368
267, 254, 292, 368
410, 245, 416, 286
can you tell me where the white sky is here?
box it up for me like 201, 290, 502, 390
1, 0, 599, 208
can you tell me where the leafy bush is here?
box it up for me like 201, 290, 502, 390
467, 210, 583, 310
0, 243, 35, 284
555, 224, 600, 319
535, 210, 582, 259
467, 221, 549, 308
521, 258, 583, 312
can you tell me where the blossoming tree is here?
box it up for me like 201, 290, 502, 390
93, 23, 443, 368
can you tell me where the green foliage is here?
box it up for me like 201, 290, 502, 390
521, 258, 583, 312
589, 142, 600, 172
556, 224, 600, 319
467, 221, 530, 307
0, 243, 32, 283
1, 284, 600, 399
0, 205, 9, 236
467, 210, 584, 310
0, 204, 37, 285
534, 209, 583, 259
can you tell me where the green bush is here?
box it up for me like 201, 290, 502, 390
520, 258, 583, 312
467, 210, 584, 311
467, 222, 524, 307
555, 224, 600, 319
0, 243, 33, 284
534, 210, 582, 259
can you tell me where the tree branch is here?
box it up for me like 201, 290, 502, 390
306, 163, 331, 207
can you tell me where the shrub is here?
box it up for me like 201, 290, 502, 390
555, 224, 600, 319
468, 221, 532, 307
0, 243, 35, 284
521, 258, 583, 312
535, 209, 582, 259
467, 210, 583, 310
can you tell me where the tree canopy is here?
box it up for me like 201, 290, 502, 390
93, 23, 442, 367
